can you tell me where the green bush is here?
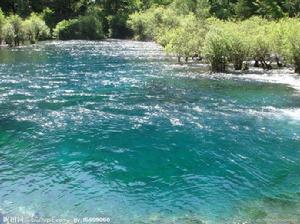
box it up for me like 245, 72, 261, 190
40, 8, 56, 30
0, 9, 5, 44
127, 12, 149, 40
53, 12, 105, 40
275, 18, 300, 73
107, 14, 132, 38
6, 15, 26, 46
2, 22, 15, 47
128, 6, 179, 42
170, 0, 211, 18
163, 14, 207, 62
151, 7, 179, 44
225, 21, 251, 70
78, 14, 105, 40
53, 19, 78, 40
0, 12, 50, 47
129, 7, 300, 74
23, 13, 50, 44
241, 17, 273, 68
203, 20, 230, 72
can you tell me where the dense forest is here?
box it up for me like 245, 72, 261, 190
1, 0, 300, 73
1, 0, 300, 40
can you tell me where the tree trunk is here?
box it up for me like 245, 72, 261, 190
242, 62, 249, 71
294, 57, 300, 74
275, 56, 283, 67
234, 58, 243, 70
192, 54, 198, 61
185, 57, 188, 63
211, 57, 226, 73
254, 58, 260, 67
177, 56, 181, 63
260, 59, 272, 70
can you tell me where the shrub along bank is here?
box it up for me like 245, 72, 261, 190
128, 7, 300, 74
53, 7, 105, 40
0, 9, 50, 46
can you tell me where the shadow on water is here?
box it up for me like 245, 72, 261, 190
0, 47, 48, 64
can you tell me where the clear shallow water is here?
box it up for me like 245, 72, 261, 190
0, 40, 300, 223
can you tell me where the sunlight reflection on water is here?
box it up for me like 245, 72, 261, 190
0, 40, 300, 224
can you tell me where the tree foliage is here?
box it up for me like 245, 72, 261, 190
164, 14, 207, 61
53, 7, 105, 40
0, 9, 5, 43
23, 13, 50, 43
2, 0, 300, 73
128, 6, 179, 41
6, 15, 26, 46
0, 11, 50, 46
273, 18, 300, 73
129, 4, 300, 73
1, 0, 300, 40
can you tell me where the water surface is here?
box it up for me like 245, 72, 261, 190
0, 40, 300, 223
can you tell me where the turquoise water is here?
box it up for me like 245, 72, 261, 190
0, 40, 300, 223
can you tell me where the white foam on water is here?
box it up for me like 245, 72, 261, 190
240, 70, 300, 91
170, 117, 183, 126
244, 106, 300, 122
216, 69, 300, 92
277, 108, 300, 121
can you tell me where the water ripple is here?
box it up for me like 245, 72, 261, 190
0, 40, 300, 223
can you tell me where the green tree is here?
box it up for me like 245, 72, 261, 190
242, 17, 273, 68
209, 0, 236, 19
2, 22, 15, 47
283, 0, 300, 17
171, 0, 210, 18
234, 0, 258, 19
127, 11, 149, 40
23, 13, 50, 44
256, 0, 285, 19
274, 18, 300, 73
128, 6, 179, 41
225, 21, 251, 70
0, 9, 5, 44
53, 19, 77, 40
53, 7, 105, 40
94, 0, 141, 37
40, 8, 56, 30
138, 0, 173, 9
203, 20, 230, 72
6, 14, 26, 46
163, 14, 207, 62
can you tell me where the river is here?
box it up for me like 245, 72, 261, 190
0, 40, 300, 223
